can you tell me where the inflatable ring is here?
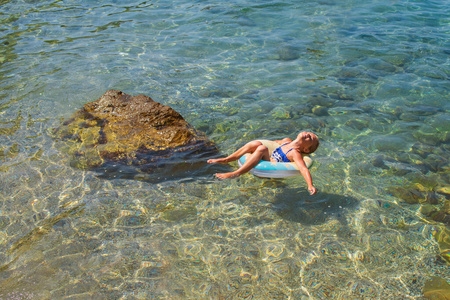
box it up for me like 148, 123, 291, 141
237, 140, 313, 178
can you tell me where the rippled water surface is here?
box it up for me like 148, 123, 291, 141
0, 0, 449, 299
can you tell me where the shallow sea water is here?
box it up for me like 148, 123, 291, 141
0, 0, 449, 299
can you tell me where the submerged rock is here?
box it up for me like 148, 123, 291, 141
308, 94, 336, 107
346, 118, 369, 131
423, 276, 450, 299
388, 187, 423, 204
54, 90, 217, 176
437, 187, 450, 198
312, 106, 329, 117
372, 135, 412, 152
372, 155, 390, 170
432, 226, 450, 264
429, 200, 450, 226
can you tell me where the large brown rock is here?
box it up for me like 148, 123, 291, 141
54, 90, 217, 174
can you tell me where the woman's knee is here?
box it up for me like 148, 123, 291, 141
248, 140, 263, 147
255, 145, 268, 154
245, 140, 263, 152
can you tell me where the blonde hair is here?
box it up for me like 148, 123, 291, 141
310, 138, 319, 153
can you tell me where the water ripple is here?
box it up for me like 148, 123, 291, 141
0, 0, 448, 298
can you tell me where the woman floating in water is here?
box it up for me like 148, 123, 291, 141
208, 132, 319, 195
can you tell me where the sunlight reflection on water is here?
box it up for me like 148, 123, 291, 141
0, 0, 449, 298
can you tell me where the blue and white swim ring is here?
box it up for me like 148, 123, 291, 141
237, 140, 313, 178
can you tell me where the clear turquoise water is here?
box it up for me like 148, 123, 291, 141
0, 0, 449, 299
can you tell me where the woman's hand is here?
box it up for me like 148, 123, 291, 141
308, 186, 317, 195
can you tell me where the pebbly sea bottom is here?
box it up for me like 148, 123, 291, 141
0, 0, 449, 299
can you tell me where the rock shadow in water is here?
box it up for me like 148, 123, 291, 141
94, 150, 231, 184
271, 188, 359, 225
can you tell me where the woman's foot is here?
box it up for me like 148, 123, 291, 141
207, 158, 230, 164
215, 172, 240, 179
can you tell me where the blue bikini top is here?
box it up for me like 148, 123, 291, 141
271, 143, 294, 162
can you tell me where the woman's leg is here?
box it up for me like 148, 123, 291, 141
215, 144, 270, 179
207, 140, 264, 164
